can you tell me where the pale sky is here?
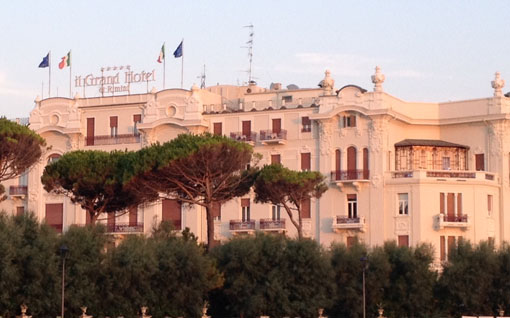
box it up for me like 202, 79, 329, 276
1, 0, 510, 119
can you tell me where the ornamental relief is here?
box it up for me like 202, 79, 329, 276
318, 120, 334, 155
368, 118, 389, 154
488, 120, 510, 157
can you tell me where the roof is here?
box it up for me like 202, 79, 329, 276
395, 139, 469, 149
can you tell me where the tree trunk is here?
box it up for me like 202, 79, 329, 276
89, 210, 98, 225
297, 214, 303, 240
205, 204, 216, 250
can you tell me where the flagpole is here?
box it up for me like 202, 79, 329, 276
48, 51, 51, 97
163, 42, 166, 89
69, 50, 72, 98
180, 39, 184, 89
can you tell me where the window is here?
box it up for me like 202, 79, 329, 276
133, 114, 141, 135
45, 203, 63, 233
488, 194, 493, 216
301, 198, 311, 218
18, 171, 28, 186
398, 235, 409, 247
241, 198, 250, 221
242, 121, 251, 138
110, 116, 118, 137
301, 152, 311, 171
272, 118, 282, 134
162, 199, 182, 230
272, 205, 281, 220
213, 122, 222, 136
212, 202, 221, 221
47, 154, 61, 165
86, 118, 95, 146
346, 236, 357, 248
128, 207, 138, 227
398, 193, 409, 215
475, 153, 485, 171
343, 115, 356, 128
440, 235, 458, 261
440, 192, 463, 219
301, 116, 311, 132
107, 211, 116, 232
282, 95, 292, 103
271, 154, 281, 165
442, 157, 450, 170
16, 206, 24, 216
347, 194, 357, 218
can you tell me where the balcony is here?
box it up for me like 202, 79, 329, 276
434, 214, 469, 230
106, 222, 144, 233
389, 170, 498, 184
85, 134, 141, 146
9, 185, 27, 197
259, 218, 286, 232
259, 130, 287, 145
229, 219, 256, 235
330, 170, 370, 191
332, 216, 366, 233
230, 132, 257, 145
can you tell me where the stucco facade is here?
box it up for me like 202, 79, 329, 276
2, 67, 510, 263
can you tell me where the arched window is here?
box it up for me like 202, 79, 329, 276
347, 146, 357, 179
47, 154, 61, 165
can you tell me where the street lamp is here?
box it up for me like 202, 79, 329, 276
60, 245, 69, 318
360, 255, 368, 318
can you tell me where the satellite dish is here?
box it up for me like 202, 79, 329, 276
287, 84, 299, 90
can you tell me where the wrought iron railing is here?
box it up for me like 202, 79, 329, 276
9, 186, 27, 196
229, 220, 256, 231
259, 130, 287, 141
106, 222, 144, 233
230, 132, 257, 142
331, 170, 370, 181
259, 219, 286, 230
85, 134, 140, 146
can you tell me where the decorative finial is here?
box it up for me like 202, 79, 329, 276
140, 306, 151, 318
318, 69, 335, 95
74, 92, 81, 100
492, 71, 505, 97
201, 302, 210, 318
371, 66, 385, 92
35, 95, 41, 102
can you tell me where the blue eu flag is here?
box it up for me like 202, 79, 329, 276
173, 41, 183, 58
39, 53, 49, 68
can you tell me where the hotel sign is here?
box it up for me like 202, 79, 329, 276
74, 65, 156, 94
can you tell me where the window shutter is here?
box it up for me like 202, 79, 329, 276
301, 153, 311, 171
440, 193, 445, 214
475, 154, 485, 171
16, 206, 24, 216
45, 203, 63, 233
272, 118, 281, 134
110, 116, 118, 128
335, 149, 341, 172
129, 207, 138, 226
448, 236, 456, 257
213, 122, 222, 136
271, 154, 281, 165
86, 118, 95, 146
351, 115, 356, 127
398, 235, 409, 247
301, 198, 311, 218
241, 198, 250, 207
133, 114, 141, 123
107, 212, 116, 230
447, 193, 455, 218
440, 236, 445, 261
457, 193, 462, 216
242, 121, 251, 136
162, 199, 182, 230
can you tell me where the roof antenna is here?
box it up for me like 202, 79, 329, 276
242, 24, 254, 85
197, 64, 206, 89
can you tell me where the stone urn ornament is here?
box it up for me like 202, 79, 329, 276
140, 306, 151, 318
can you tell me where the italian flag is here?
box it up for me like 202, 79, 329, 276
59, 51, 71, 69
157, 43, 165, 63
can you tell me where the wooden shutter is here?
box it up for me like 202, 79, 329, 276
133, 114, 141, 123
16, 206, 24, 216
457, 193, 462, 216
343, 116, 347, 128
363, 148, 369, 179
350, 115, 356, 127
475, 154, 485, 171
241, 198, 250, 207
335, 149, 341, 178
242, 121, 251, 136
110, 116, 118, 128
212, 202, 221, 219
301, 198, 311, 218
398, 235, 409, 247
213, 122, 222, 136
129, 207, 137, 226
447, 193, 455, 218
272, 118, 281, 134
271, 154, 281, 165
346, 236, 356, 248
86, 118, 95, 145
162, 199, 182, 230
440, 193, 445, 214
440, 236, 445, 261
45, 203, 63, 233
301, 153, 311, 171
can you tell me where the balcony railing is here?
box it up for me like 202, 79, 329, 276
230, 132, 257, 143
333, 216, 366, 232
331, 170, 370, 181
229, 219, 256, 232
259, 130, 287, 143
391, 170, 497, 182
259, 218, 286, 230
85, 134, 141, 146
9, 185, 27, 196
106, 222, 144, 233
435, 213, 469, 230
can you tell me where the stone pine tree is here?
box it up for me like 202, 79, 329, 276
128, 133, 257, 249
41, 150, 156, 224
0, 117, 46, 200
253, 164, 327, 239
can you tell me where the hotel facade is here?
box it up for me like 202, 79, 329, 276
2, 67, 509, 263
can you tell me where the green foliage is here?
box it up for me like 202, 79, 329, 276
129, 133, 258, 248
437, 240, 500, 317
0, 117, 46, 198
41, 150, 156, 223
254, 164, 327, 238
209, 233, 334, 318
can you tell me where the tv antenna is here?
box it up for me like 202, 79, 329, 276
197, 64, 206, 89
242, 24, 254, 85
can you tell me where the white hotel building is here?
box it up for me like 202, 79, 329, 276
2, 67, 509, 262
